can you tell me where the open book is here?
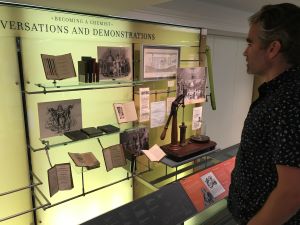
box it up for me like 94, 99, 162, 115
68, 152, 100, 170
103, 144, 127, 172
142, 144, 166, 162
41, 53, 76, 80
47, 163, 74, 197
113, 101, 138, 123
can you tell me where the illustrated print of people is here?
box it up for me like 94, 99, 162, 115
205, 176, 217, 189
117, 107, 125, 119
201, 188, 214, 207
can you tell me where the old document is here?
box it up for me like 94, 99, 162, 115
139, 87, 150, 122
150, 101, 166, 128
192, 106, 203, 130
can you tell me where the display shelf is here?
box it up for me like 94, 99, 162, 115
160, 147, 221, 168
29, 131, 116, 152
0, 172, 51, 222
0, 172, 42, 197
29, 124, 142, 152
30, 134, 106, 152
23, 79, 173, 94
44, 164, 151, 210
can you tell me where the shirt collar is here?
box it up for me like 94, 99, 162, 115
258, 65, 300, 97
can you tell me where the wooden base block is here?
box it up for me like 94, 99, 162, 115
161, 140, 217, 161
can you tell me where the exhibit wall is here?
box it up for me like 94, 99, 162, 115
0, 3, 202, 225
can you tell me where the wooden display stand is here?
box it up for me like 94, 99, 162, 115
160, 94, 217, 161
161, 140, 217, 161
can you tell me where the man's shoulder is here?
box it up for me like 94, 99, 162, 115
278, 74, 300, 101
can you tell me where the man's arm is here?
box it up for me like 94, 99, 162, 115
248, 165, 300, 225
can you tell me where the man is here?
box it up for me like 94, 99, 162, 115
228, 3, 300, 225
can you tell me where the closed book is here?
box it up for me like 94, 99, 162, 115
78, 61, 88, 83
97, 124, 120, 134
64, 130, 89, 141
87, 58, 95, 83
81, 56, 93, 83
81, 127, 104, 137
95, 62, 99, 82
81, 56, 92, 61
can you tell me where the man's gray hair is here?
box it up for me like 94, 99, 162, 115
249, 3, 300, 65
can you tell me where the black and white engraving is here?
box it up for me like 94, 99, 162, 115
177, 67, 207, 105
142, 45, 180, 80
38, 99, 82, 138
200, 172, 225, 198
97, 46, 132, 80
201, 188, 215, 207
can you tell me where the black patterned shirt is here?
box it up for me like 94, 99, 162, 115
228, 66, 300, 225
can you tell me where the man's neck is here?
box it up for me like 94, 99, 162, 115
263, 60, 292, 82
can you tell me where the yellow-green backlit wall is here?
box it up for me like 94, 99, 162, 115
0, 36, 33, 225
0, 3, 200, 225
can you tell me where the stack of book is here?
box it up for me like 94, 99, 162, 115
78, 56, 99, 83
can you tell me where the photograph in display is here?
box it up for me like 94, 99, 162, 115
97, 46, 132, 80
38, 99, 82, 138
142, 45, 180, 80
192, 106, 203, 130
200, 172, 225, 198
120, 127, 149, 155
177, 67, 207, 104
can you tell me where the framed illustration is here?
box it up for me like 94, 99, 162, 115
97, 46, 132, 80
177, 67, 207, 105
141, 45, 180, 80
38, 99, 82, 138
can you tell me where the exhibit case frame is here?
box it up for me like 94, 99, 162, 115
0, 2, 230, 225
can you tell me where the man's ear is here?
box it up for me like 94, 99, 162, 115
267, 40, 282, 59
